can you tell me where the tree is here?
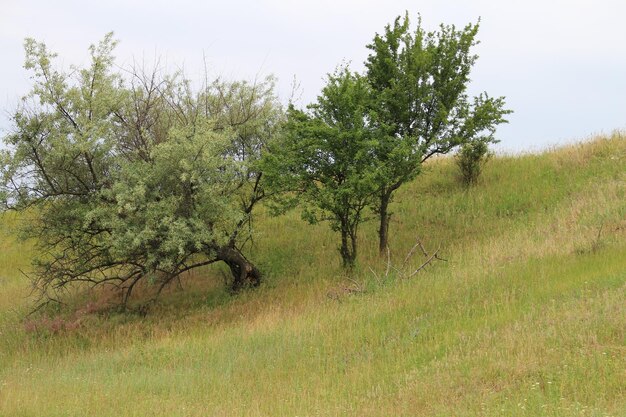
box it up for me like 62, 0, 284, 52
0, 34, 282, 307
263, 68, 377, 268
365, 13, 511, 253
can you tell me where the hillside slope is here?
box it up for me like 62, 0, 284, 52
0, 133, 624, 416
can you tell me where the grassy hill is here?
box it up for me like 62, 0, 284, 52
0, 133, 624, 416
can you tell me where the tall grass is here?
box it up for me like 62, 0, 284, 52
0, 133, 624, 416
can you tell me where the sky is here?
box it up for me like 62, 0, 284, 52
1, 0, 625, 152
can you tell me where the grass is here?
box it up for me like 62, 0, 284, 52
0, 133, 624, 416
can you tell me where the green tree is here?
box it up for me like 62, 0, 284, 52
264, 68, 377, 268
365, 13, 511, 253
0, 34, 282, 307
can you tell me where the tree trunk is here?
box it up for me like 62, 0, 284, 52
339, 222, 357, 269
378, 191, 392, 255
349, 231, 358, 268
217, 246, 261, 292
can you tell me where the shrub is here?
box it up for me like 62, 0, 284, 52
456, 140, 492, 186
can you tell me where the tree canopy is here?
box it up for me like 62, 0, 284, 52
264, 68, 378, 268
0, 33, 282, 306
264, 13, 511, 268
365, 14, 511, 253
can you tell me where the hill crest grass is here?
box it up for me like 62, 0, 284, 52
0, 132, 624, 416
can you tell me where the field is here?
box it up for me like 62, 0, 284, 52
0, 133, 624, 416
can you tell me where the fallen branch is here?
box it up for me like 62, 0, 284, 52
368, 266, 382, 284
402, 237, 428, 268
406, 245, 441, 279
379, 236, 447, 280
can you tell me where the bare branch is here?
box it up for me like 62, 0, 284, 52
406, 245, 441, 279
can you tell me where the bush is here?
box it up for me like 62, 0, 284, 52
456, 140, 492, 186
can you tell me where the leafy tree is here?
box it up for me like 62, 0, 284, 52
264, 68, 377, 268
0, 34, 282, 307
365, 13, 511, 253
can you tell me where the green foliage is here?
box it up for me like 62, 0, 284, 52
264, 68, 378, 268
455, 139, 492, 186
0, 34, 282, 305
364, 13, 511, 251
265, 13, 511, 265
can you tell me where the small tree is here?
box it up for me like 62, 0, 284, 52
455, 139, 492, 186
0, 34, 282, 307
365, 13, 511, 253
264, 68, 377, 268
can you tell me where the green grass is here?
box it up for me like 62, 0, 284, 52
0, 133, 624, 416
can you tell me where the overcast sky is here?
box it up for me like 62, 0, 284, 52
1, 0, 625, 152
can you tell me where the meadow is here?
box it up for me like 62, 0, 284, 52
0, 133, 624, 416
